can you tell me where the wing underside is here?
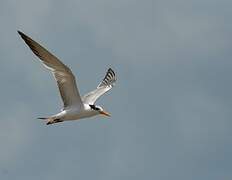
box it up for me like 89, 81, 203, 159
82, 68, 116, 104
18, 31, 83, 108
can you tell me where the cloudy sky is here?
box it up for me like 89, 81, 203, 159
0, 0, 232, 179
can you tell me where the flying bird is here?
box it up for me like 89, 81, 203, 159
18, 31, 116, 125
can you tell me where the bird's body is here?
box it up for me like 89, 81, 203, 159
18, 31, 116, 125
52, 104, 98, 121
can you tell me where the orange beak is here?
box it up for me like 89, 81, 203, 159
100, 110, 111, 117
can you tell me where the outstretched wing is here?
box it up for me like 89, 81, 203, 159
18, 31, 83, 108
82, 68, 116, 104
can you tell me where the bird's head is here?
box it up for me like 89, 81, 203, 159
89, 104, 111, 117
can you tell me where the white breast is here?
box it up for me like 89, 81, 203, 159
60, 104, 99, 121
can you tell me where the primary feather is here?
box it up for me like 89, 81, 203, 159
82, 68, 116, 104
18, 31, 83, 108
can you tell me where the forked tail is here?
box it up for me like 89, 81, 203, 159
37, 117, 63, 125
37, 117, 47, 120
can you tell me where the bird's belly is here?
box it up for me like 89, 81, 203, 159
62, 109, 97, 121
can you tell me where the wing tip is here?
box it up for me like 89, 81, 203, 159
17, 30, 24, 37
17, 30, 28, 41
108, 68, 116, 80
106, 68, 114, 76
108, 67, 114, 72
98, 68, 116, 88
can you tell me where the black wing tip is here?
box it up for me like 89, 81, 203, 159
17, 30, 24, 36
17, 30, 28, 40
108, 68, 113, 72
98, 67, 116, 87
107, 68, 115, 76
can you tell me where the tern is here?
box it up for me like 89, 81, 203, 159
18, 31, 116, 125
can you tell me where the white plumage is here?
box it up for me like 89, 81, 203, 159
18, 31, 116, 125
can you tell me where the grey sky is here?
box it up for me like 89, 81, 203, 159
0, 0, 232, 179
